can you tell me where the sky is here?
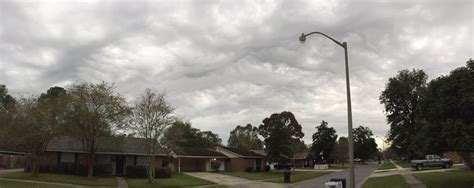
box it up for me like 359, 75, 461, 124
1, 0, 473, 148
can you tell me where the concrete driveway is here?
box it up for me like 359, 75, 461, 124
185, 172, 286, 188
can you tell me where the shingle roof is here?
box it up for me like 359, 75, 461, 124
46, 136, 167, 155
293, 151, 310, 160
221, 147, 264, 158
173, 147, 227, 157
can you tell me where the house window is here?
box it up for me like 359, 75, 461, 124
96, 155, 111, 164
60, 153, 75, 163
136, 156, 149, 167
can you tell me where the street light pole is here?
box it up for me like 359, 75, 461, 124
299, 32, 355, 188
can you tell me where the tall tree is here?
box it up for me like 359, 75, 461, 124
161, 120, 222, 149
64, 82, 131, 178
227, 124, 263, 150
131, 89, 174, 183
353, 126, 378, 162
291, 139, 308, 154
199, 131, 222, 147
258, 111, 304, 164
418, 59, 474, 169
379, 69, 427, 159
311, 120, 338, 162
0, 85, 16, 144
0, 85, 16, 111
331, 137, 349, 166
7, 86, 67, 177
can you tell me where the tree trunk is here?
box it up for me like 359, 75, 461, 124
31, 157, 39, 177
148, 155, 155, 183
87, 154, 95, 178
460, 151, 474, 170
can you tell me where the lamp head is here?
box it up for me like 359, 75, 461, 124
299, 33, 306, 43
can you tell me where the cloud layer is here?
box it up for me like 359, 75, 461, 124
1, 0, 473, 146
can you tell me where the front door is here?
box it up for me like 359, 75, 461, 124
256, 158, 262, 171
116, 156, 124, 176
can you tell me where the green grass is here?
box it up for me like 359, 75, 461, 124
127, 173, 216, 188
0, 179, 72, 188
394, 160, 411, 168
219, 171, 331, 183
378, 161, 396, 170
414, 170, 474, 188
264, 171, 331, 183
0, 172, 116, 186
362, 174, 409, 188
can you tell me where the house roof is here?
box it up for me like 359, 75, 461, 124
46, 136, 167, 155
293, 151, 310, 160
173, 147, 227, 158
251, 149, 267, 156
218, 147, 264, 158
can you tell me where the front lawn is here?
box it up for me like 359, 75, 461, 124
378, 161, 396, 170
413, 170, 474, 188
0, 172, 116, 186
127, 173, 216, 188
219, 171, 331, 183
361, 174, 409, 188
0, 179, 72, 188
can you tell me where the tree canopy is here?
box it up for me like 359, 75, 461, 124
227, 124, 263, 150
161, 120, 222, 149
353, 126, 378, 162
418, 59, 474, 169
63, 82, 131, 177
311, 120, 337, 162
258, 111, 304, 164
379, 69, 427, 159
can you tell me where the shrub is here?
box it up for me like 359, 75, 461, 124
74, 165, 87, 176
264, 165, 271, 172
155, 167, 171, 178
126, 166, 147, 178
244, 166, 254, 173
94, 164, 112, 177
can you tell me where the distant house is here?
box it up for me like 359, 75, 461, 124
215, 147, 266, 172
293, 151, 314, 168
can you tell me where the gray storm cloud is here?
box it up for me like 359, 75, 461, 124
1, 0, 473, 146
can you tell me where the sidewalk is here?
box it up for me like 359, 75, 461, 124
392, 161, 427, 188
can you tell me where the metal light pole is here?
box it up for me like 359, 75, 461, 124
299, 32, 355, 188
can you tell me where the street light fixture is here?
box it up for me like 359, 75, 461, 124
299, 32, 355, 188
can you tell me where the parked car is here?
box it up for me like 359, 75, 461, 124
410, 154, 452, 171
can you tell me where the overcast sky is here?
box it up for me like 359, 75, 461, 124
1, 0, 473, 147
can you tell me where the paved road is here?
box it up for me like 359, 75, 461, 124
290, 164, 378, 188
185, 172, 286, 188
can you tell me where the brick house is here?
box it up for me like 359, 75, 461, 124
214, 146, 266, 172
172, 147, 228, 173
292, 151, 314, 168
1, 137, 268, 175
40, 136, 168, 176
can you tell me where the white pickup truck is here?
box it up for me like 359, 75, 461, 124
410, 154, 453, 171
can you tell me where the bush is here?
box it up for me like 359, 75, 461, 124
94, 164, 112, 177
244, 166, 254, 173
126, 166, 147, 178
155, 167, 171, 178
264, 165, 271, 172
